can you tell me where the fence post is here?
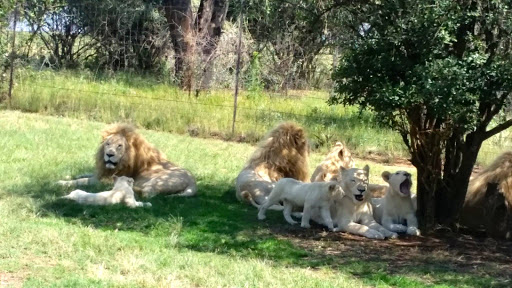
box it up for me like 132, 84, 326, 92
8, 3, 19, 107
231, 0, 243, 135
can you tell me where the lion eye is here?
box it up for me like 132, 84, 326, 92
351, 179, 356, 183
117, 144, 122, 148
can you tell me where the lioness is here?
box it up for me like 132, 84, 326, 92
310, 141, 388, 197
310, 141, 355, 182
371, 171, 420, 236
62, 176, 152, 208
58, 124, 197, 198
257, 178, 344, 230
311, 165, 397, 239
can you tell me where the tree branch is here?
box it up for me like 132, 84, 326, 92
483, 119, 512, 140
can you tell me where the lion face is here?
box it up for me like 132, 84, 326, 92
113, 175, 134, 188
340, 165, 370, 204
382, 170, 412, 197
102, 135, 127, 170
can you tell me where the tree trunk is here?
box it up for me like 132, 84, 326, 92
437, 142, 482, 226
407, 109, 444, 232
163, 0, 194, 90
196, 0, 229, 91
416, 165, 438, 232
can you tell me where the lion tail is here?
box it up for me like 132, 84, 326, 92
241, 191, 284, 211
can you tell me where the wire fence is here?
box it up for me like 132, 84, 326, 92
1, 2, 512, 167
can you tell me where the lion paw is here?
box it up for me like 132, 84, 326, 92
365, 230, 385, 240
57, 180, 72, 188
300, 223, 311, 229
390, 224, 408, 233
143, 202, 152, 208
387, 232, 399, 239
407, 227, 421, 236
257, 214, 266, 221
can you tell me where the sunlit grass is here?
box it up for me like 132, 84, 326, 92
0, 111, 508, 287
9, 68, 409, 159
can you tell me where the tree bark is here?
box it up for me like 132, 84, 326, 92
408, 109, 444, 232
437, 137, 482, 226
196, 0, 229, 91
163, 0, 194, 90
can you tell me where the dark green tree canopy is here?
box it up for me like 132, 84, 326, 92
332, 0, 512, 136
331, 0, 512, 230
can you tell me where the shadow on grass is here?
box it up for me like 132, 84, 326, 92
14, 177, 512, 288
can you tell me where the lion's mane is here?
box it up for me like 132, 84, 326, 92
95, 124, 174, 179
245, 122, 309, 182
466, 151, 512, 207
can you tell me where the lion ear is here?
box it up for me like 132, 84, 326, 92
381, 171, 391, 183
112, 175, 118, 181
363, 165, 370, 175
101, 134, 113, 142
338, 148, 344, 159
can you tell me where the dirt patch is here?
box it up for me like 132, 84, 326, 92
358, 153, 415, 168
270, 225, 512, 285
0, 272, 24, 288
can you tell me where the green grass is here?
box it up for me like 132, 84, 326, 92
8, 68, 409, 159
0, 110, 509, 287
7, 68, 510, 166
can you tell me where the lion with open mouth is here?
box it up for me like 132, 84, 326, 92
371, 171, 420, 236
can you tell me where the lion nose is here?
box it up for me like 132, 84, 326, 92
106, 153, 115, 158
357, 188, 365, 193
404, 172, 411, 177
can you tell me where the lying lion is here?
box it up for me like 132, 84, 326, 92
310, 141, 355, 182
311, 165, 397, 239
311, 141, 388, 196
62, 176, 152, 208
257, 178, 344, 230
236, 122, 309, 210
461, 151, 512, 239
371, 171, 420, 236
58, 124, 197, 198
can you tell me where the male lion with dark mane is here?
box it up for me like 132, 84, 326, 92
235, 122, 309, 209
58, 124, 197, 198
461, 151, 512, 239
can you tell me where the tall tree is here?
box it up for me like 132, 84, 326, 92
230, 0, 359, 90
162, 0, 194, 89
195, 0, 229, 90
162, 0, 229, 90
330, 0, 512, 231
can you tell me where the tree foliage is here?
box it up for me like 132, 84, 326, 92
331, 0, 512, 230
229, 0, 359, 90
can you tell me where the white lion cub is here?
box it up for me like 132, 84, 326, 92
257, 178, 344, 230
62, 176, 152, 208
371, 171, 420, 236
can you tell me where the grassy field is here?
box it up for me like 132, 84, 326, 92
7, 69, 409, 158
6, 69, 511, 166
1, 110, 510, 287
